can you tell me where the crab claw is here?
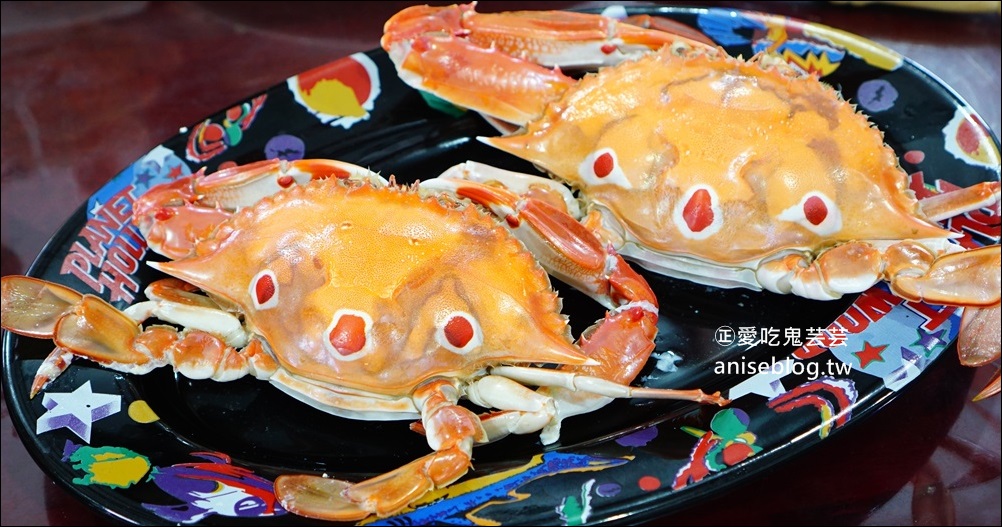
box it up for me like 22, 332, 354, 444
422, 175, 627, 309
1, 275, 277, 392
275, 476, 370, 522
134, 159, 383, 260
276, 380, 482, 520
29, 347, 75, 398
381, 2, 712, 127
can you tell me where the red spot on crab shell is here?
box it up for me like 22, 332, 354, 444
277, 175, 295, 188
329, 314, 367, 356
804, 196, 828, 226
593, 152, 615, 178
154, 208, 176, 221
601, 44, 617, 55
682, 188, 714, 233
444, 315, 475, 349
254, 273, 276, 305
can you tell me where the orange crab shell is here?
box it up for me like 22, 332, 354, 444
153, 180, 590, 395
486, 45, 953, 264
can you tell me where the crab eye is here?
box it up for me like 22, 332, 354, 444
778, 191, 842, 236
436, 311, 483, 355
250, 270, 279, 310
673, 185, 722, 239
324, 309, 373, 361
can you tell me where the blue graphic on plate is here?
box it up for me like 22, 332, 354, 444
697, 10, 765, 47
856, 79, 899, 113
365, 452, 628, 526
752, 38, 845, 67
87, 145, 191, 221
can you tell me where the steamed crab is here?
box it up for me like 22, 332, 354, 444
0, 158, 726, 520
381, 3, 1002, 398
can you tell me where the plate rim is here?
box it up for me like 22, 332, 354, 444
3, 5, 999, 526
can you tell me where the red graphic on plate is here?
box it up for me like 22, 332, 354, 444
185, 95, 267, 163
288, 53, 381, 129
297, 58, 372, 106
60, 186, 145, 303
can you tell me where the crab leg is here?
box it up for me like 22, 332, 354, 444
275, 379, 487, 521
918, 180, 1000, 222
381, 3, 710, 127
758, 241, 1001, 395
1, 275, 279, 393
755, 241, 1001, 305
134, 159, 384, 260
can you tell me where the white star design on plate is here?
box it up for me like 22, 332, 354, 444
726, 357, 793, 400
36, 380, 121, 443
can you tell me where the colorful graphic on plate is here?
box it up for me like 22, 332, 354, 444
59, 443, 282, 524
943, 108, 1002, 170
615, 425, 658, 447
35, 381, 121, 443
557, 478, 597, 526
127, 400, 160, 423
63, 440, 153, 488
142, 452, 286, 524
767, 378, 857, 439
794, 283, 961, 391
697, 10, 845, 76
673, 408, 761, 490
263, 133, 306, 161
185, 94, 267, 163
62, 146, 191, 304
363, 452, 629, 526
288, 52, 381, 129
856, 79, 899, 113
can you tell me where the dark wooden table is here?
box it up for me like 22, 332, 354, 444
2, 1, 999, 525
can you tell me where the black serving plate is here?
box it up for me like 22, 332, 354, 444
3, 6, 999, 526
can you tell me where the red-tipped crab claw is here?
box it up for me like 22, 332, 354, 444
0, 275, 279, 398
134, 158, 385, 260
380, 2, 712, 128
